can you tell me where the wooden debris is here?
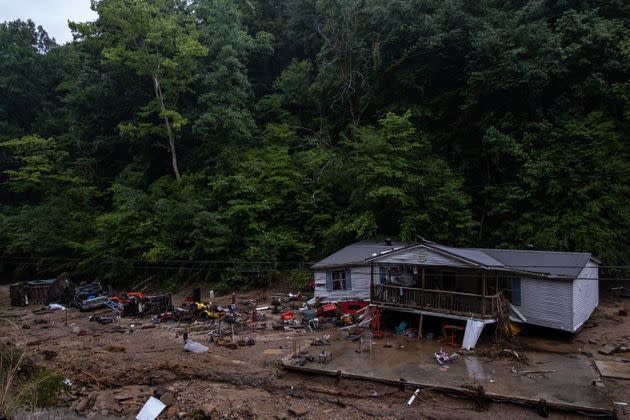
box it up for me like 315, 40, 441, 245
520, 369, 557, 374
595, 361, 630, 380
598, 344, 620, 355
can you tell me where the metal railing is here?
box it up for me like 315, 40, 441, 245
371, 284, 498, 318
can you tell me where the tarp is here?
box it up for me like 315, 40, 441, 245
462, 319, 485, 350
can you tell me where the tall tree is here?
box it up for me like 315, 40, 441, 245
192, 0, 272, 156
93, 0, 207, 181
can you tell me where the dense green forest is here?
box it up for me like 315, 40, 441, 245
1, 0, 629, 288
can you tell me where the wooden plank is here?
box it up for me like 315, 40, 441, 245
598, 344, 620, 356
595, 360, 630, 380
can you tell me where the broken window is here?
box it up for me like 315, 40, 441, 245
331, 270, 348, 291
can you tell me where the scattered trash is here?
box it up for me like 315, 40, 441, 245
311, 335, 331, 346
136, 396, 166, 420
237, 337, 256, 346
89, 315, 114, 324
434, 348, 460, 367
302, 307, 317, 322
317, 303, 338, 318
48, 303, 66, 311
613, 401, 628, 416
407, 388, 421, 406
598, 344, 620, 355
318, 350, 332, 363
184, 339, 209, 353
63, 378, 72, 387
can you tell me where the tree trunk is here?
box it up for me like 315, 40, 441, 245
152, 74, 181, 181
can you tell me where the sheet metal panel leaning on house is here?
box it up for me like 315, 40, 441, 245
312, 238, 599, 333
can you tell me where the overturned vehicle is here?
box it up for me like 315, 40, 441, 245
9, 275, 109, 311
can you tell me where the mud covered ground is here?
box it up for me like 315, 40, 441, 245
1, 285, 629, 419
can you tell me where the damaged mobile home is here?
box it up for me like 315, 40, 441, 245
313, 238, 600, 346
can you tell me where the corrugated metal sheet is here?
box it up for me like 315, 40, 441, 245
515, 277, 574, 331
573, 261, 599, 331
313, 267, 371, 301
374, 246, 469, 267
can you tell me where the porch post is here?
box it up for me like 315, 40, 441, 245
370, 263, 374, 301
421, 267, 426, 306
481, 274, 487, 316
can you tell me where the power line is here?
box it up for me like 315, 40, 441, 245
1, 260, 630, 280
3, 255, 630, 270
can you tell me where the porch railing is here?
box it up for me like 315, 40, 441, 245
371, 284, 498, 318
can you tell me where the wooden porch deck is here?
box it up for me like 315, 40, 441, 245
371, 283, 498, 318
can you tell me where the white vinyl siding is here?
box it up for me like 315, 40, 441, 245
374, 246, 470, 267
314, 266, 371, 301
572, 260, 599, 331
513, 277, 574, 331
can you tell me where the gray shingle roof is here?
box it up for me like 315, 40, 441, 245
311, 240, 411, 269
480, 248, 592, 278
430, 244, 505, 267
312, 239, 596, 278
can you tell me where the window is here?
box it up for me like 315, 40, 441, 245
499, 277, 522, 306
511, 278, 522, 306
379, 265, 415, 286
332, 270, 348, 291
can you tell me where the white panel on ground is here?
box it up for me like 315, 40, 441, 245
462, 319, 485, 350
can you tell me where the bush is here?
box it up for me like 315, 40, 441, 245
0, 333, 64, 417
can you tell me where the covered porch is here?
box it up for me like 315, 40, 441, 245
369, 264, 508, 319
